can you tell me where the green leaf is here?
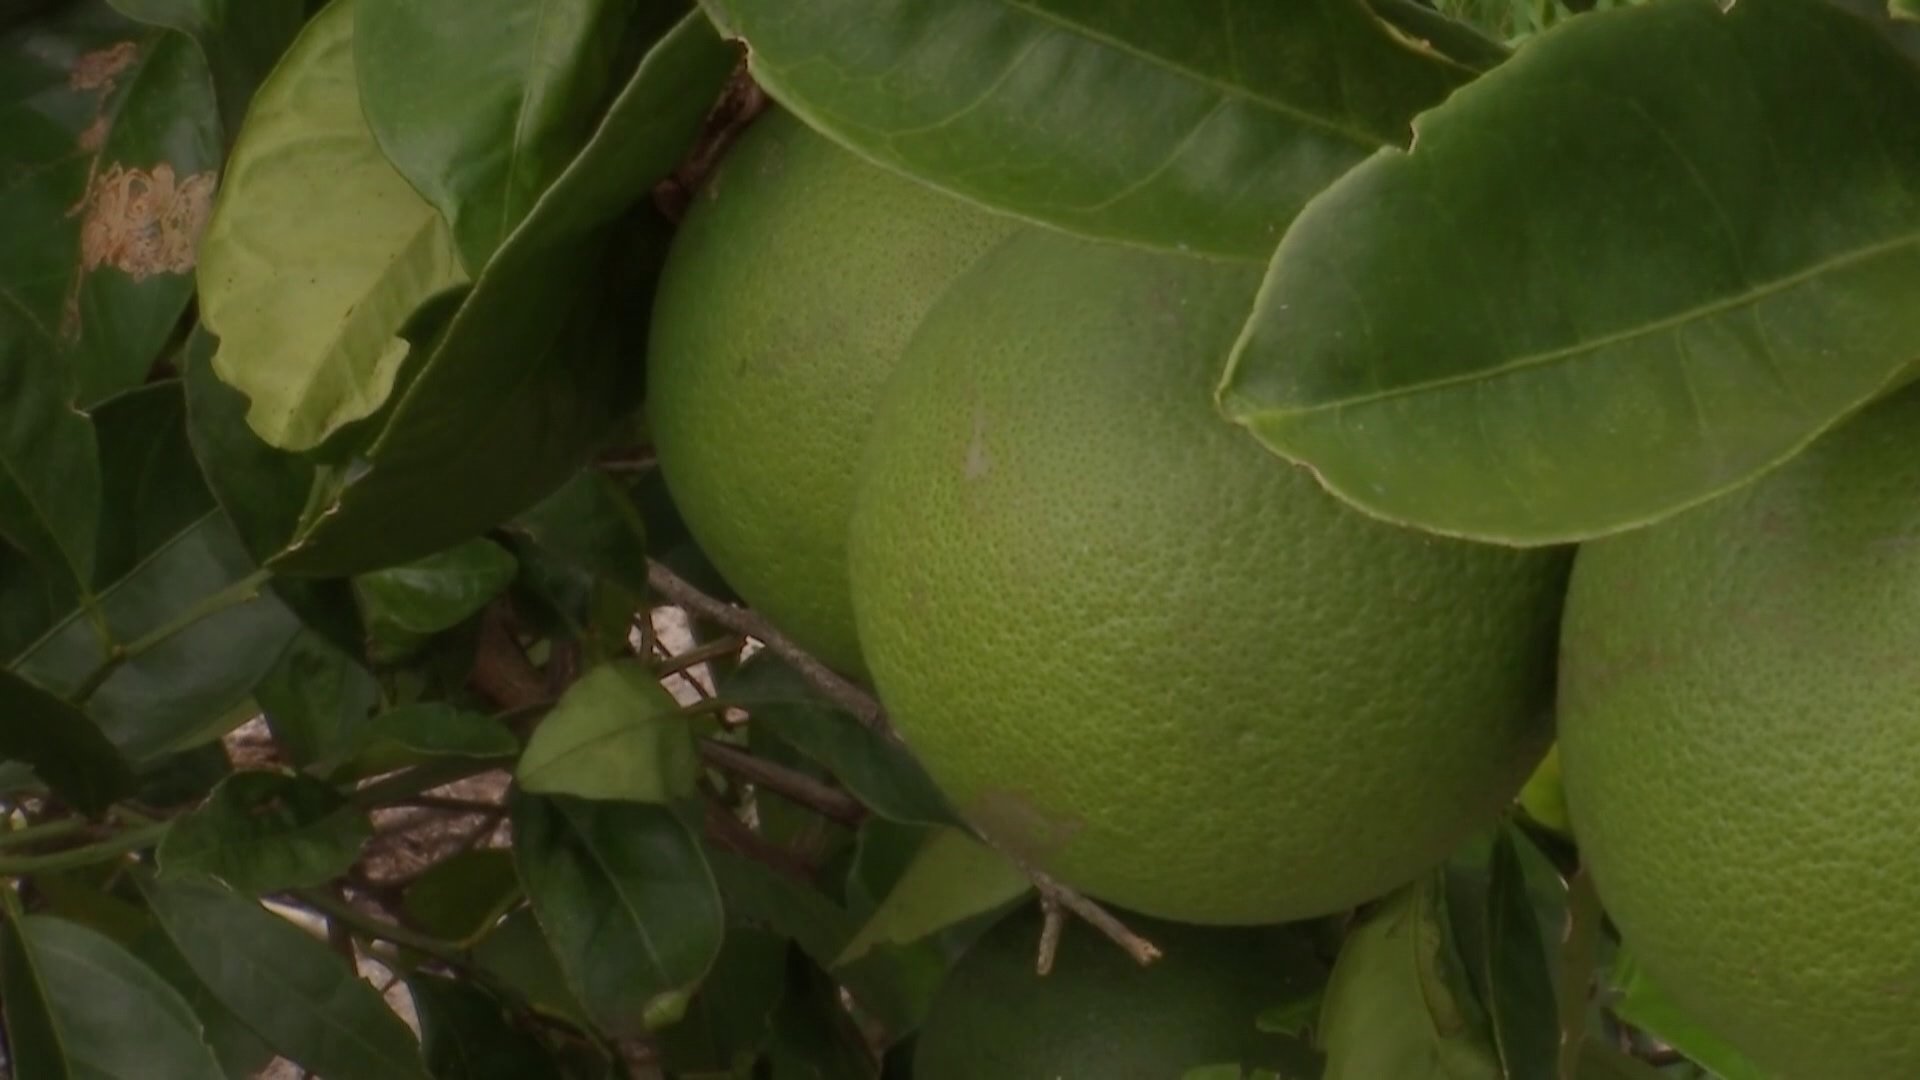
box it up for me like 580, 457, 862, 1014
1604, 945, 1770, 1080
471, 906, 592, 1028
509, 469, 650, 597
1555, 868, 1605, 1080
0, 315, 100, 600
656, 925, 789, 1077
196, 0, 470, 453
268, 9, 733, 577
1319, 874, 1502, 1080
1897, 0, 1920, 21
125, 923, 277, 1080
406, 972, 559, 1080
834, 827, 1028, 966
0, 669, 136, 815
356, 0, 644, 272
253, 628, 379, 770
156, 769, 372, 893
1479, 828, 1559, 1080
11, 512, 299, 761
703, 0, 1480, 261
720, 654, 955, 827
400, 849, 522, 946
103, 0, 305, 139
355, 536, 519, 660
1574, 1040, 1670, 1080
511, 793, 725, 1037
516, 658, 699, 803
337, 702, 520, 777
767, 962, 880, 1080
89, 381, 215, 588
0, 1, 221, 406
1220, 0, 1920, 546
179, 325, 317, 565
0, 914, 226, 1080
135, 872, 433, 1080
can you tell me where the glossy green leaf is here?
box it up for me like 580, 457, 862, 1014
509, 469, 650, 598
355, 536, 519, 659
471, 906, 592, 1028
0, 1, 221, 406
197, 0, 469, 453
11, 511, 299, 761
0, 669, 136, 815
103, 0, 305, 139
356, 0, 644, 271
180, 326, 315, 565
407, 972, 558, 1080
0, 914, 226, 1080
253, 628, 379, 770
125, 923, 277, 1080
1221, 0, 1920, 546
511, 793, 725, 1037
157, 770, 372, 893
656, 925, 788, 1076
339, 702, 521, 777
1319, 874, 1502, 1080
703, 0, 1481, 260
269, 9, 732, 576
136, 872, 433, 1080
835, 827, 1028, 966
0, 320, 99, 600
720, 654, 955, 827
1480, 829, 1558, 1080
517, 659, 699, 803
89, 381, 214, 587
400, 849, 522, 945
1604, 945, 1769, 1080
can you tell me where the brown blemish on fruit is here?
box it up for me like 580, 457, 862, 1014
964, 788, 1084, 865
964, 410, 991, 479
68, 42, 139, 92
59, 162, 218, 339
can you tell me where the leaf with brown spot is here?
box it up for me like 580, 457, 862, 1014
0, 0, 222, 406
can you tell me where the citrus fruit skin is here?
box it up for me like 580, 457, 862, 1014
845, 227, 1572, 926
644, 108, 1019, 678
1558, 385, 1920, 1080
912, 903, 1326, 1080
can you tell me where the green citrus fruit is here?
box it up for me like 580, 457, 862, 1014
912, 902, 1327, 1080
845, 226, 1572, 926
645, 108, 1018, 678
1557, 384, 1920, 1080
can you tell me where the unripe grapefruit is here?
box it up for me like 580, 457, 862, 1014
1557, 384, 1920, 1080
845, 227, 1572, 926
912, 902, 1326, 1080
644, 108, 1018, 678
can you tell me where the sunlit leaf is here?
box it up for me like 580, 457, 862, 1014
512, 793, 724, 1037
1604, 945, 1770, 1080
269, 10, 733, 576
0, 914, 226, 1080
834, 827, 1028, 966
196, 0, 469, 452
157, 769, 372, 893
703, 0, 1484, 260
1221, 0, 1920, 545
517, 658, 699, 803
136, 872, 433, 1080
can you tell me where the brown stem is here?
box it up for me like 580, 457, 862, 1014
655, 635, 747, 678
698, 739, 865, 827
701, 801, 816, 884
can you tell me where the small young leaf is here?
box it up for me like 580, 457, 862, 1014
517, 659, 699, 803
1318, 875, 1503, 1080
269, 9, 734, 576
355, 536, 520, 659
407, 972, 559, 1080
722, 655, 955, 827
704, 0, 1481, 261
135, 872, 433, 1080
10, 511, 300, 762
0, 669, 137, 815
1604, 946, 1770, 1080
401, 849, 522, 945
253, 628, 381, 770
0, 914, 226, 1080
834, 827, 1028, 966
1481, 828, 1560, 1080
196, 0, 470, 453
103, 0, 305, 139
355, 0, 647, 272
512, 793, 725, 1037
157, 769, 373, 893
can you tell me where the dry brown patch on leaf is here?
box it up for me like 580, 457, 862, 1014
68, 41, 139, 92
76, 114, 111, 153
74, 161, 218, 280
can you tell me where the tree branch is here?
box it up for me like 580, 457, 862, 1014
698, 738, 866, 826
644, 558, 1162, 969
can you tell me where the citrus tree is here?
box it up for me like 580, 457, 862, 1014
0, 0, 1914, 1077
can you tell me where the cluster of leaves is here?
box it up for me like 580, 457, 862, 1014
0, 0, 1912, 1076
